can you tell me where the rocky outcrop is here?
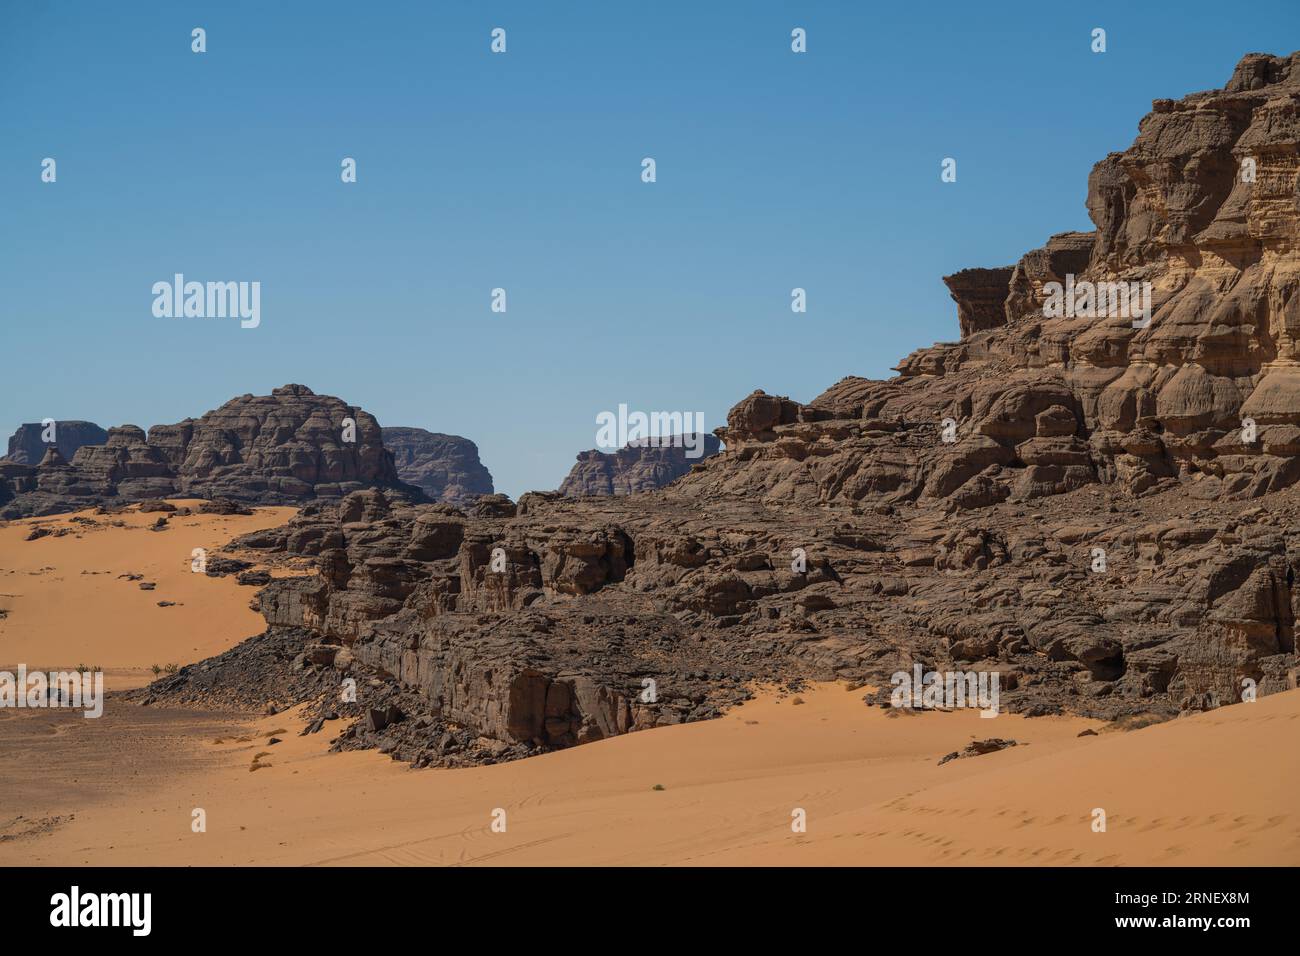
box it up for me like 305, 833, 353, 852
0, 386, 418, 517
137, 53, 1300, 769
1003, 232, 1096, 322
381, 427, 494, 505
153, 461, 1299, 767
174, 385, 401, 501
143, 488, 766, 767
943, 268, 1015, 337
4, 420, 107, 465
558, 434, 721, 496
705, 52, 1300, 511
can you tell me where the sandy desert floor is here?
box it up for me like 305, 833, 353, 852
1, 507, 1297, 866
0, 503, 297, 690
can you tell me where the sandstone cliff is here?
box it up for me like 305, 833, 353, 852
703, 52, 1300, 510
382, 427, 494, 506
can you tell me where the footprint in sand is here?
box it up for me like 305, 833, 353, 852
1251, 815, 1286, 832
0, 814, 73, 842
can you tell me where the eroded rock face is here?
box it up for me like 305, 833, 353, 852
943, 268, 1015, 337
381, 427, 494, 506
0, 386, 417, 517
706, 52, 1300, 511
4, 421, 108, 466
201, 489, 764, 766
186, 467, 1299, 768
1004, 232, 1097, 323
176, 385, 400, 501
558, 434, 721, 496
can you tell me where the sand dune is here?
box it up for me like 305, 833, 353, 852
1, 506, 1296, 867
4, 684, 1297, 866
0, 503, 295, 689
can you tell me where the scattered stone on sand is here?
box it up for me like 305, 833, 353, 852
939, 738, 1019, 765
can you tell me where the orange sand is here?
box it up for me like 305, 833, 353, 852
0, 503, 294, 689
4, 684, 1296, 866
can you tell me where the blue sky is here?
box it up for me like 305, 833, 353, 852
2, 1, 1295, 497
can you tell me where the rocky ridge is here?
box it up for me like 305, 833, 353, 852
137, 54, 1300, 768
0, 386, 417, 518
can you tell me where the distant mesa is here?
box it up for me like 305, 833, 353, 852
382, 427, 494, 506
4, 420, 108, 466
559, 433, 722, 496
0, 385, 420, 519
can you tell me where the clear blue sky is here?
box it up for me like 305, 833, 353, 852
2, 1, 1295, 497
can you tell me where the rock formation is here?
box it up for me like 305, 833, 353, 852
3, 420, 107, 465
942, 268, 1014, 338
139, 53, 1300, 769
0, 386, 416, 517
712, 51, 1300, 510
558, 434, 721, 496
381, 427, 494, 506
